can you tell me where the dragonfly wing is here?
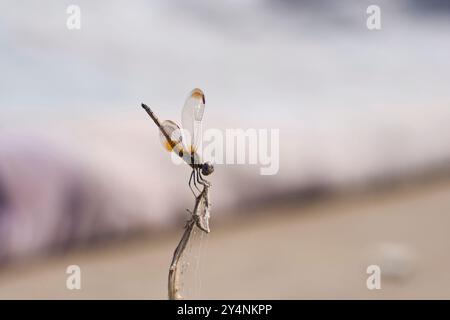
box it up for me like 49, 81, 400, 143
181, 88, 205, 155
159, 120, 184, 153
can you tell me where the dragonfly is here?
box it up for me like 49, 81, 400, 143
141, 88, 213, 233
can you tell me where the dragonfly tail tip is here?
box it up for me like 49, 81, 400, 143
141, 103, 152, 112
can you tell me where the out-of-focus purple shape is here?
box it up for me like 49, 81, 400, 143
0, 136, 144, 264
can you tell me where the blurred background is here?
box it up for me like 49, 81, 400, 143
0, 0, 450, 299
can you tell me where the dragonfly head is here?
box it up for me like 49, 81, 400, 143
201, 161, 214, 176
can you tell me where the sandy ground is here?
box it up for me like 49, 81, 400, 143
0, 178, 450, 299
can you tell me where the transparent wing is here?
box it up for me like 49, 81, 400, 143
181, 88, 205, 155
159, 120, 185, 155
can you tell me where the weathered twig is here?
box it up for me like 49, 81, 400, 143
168, 219, 196, 300
168, 185, 211, 300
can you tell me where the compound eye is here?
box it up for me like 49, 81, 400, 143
202, 162, 214, 175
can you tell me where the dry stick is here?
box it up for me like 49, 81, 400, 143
168, 186, 209, 300
168, 219, 195, 300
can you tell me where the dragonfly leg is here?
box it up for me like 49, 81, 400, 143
196, 168, 210, 187
196, 167, 209, 187
188, 170, 198, 196
191, 169, 202, 193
